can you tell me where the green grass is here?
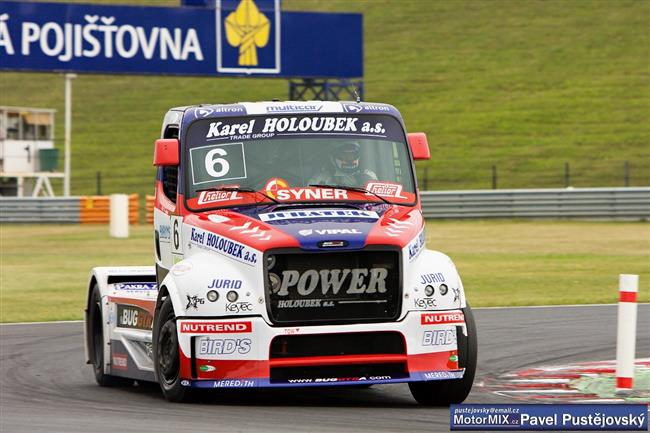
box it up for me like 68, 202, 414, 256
0, 0, 648, 197
1, 221, 648, 322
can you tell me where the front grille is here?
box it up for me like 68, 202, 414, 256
265, 249, 401, 325
270, 332, 405, 358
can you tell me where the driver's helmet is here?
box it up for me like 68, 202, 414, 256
332, 141, 361, 173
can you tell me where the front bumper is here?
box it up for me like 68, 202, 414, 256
176, 309, 466, 388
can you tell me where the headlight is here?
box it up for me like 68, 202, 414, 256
439, 284, 448, 296
424, 285, 434, 297
269, 272, 281, 293
266, 255, 276, 269
226, 290, 239, 302
207, 290, 219, 302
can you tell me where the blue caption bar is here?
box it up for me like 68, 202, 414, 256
450, 404, 648, 431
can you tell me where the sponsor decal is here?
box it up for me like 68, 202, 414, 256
263, 177, 289, 199
112, 353, 128, 370
113, 282, 157, 291
408, 229, 425, 261
364, 181, 407, 198
206, 120, 256, 138
197, 190, 242, 205
286, 375, 392, 384
413, 298, 437, 309
266, 103, 323, 113
342, 103, 391, 113
158, 224, 172, 240
186, 294, 205, 310
261, 116, 360, 134
422, 329, 457, 347
420, 273, 445, 284
298, 228, 362, 236
423, 370, 464, 380
225, 302, 253, 313
452, 287, 460, 303
180, 321, 252, 333
259, 209, 379, 222
274, 188, 348, 202
449, 354, 458, 362
277, 299, 335, 309
189, 227, 258, 265
199, 338, 252, 355
208, 279, 243, 289
117, 304, 154, 330
213, 379, 256, 388
421, 311, 465, 325
274, 268, 388, 297
199, 365, 217, 372
195, 106, 245, 118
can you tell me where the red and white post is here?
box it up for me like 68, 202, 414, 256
615, 274, 638, 391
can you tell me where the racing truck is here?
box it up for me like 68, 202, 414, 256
84, 100, 477, 405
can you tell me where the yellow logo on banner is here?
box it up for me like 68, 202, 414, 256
225, 0, 270, 66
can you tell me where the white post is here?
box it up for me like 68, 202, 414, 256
615, 274, 638, 391
63, 73, 77, 196
109, 194, 130, 238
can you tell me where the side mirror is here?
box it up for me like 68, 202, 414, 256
153, 138, 179, 166
408, 132, 430, 160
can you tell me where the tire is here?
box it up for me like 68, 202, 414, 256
87, 284, 131, 387
153, 296, 193, 402
408, 303, 478, 406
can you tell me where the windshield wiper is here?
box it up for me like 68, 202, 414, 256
309, 184, 392, 205
195, 186, 279, 204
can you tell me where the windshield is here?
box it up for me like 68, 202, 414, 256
184, 114, 416, 210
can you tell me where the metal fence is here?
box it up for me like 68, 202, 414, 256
420, 187, 650, 219
0, 197, 80, 223
1, 187, 649, 223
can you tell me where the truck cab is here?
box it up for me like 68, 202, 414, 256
85, 101, 476, 405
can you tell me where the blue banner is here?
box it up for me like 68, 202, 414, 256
0, 0, 362, 78
450, 404, 648, 431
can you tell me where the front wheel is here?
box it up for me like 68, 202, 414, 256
409, 303, 478, 405
153, 296, 193, 402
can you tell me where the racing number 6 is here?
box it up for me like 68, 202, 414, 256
205, 148, 230, 178
172, 219, 180, 250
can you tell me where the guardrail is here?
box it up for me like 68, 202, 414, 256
1, 187, 649, 223
420, 187, 650, 219
0, 195, 139, 223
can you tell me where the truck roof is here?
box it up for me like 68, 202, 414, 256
170, 101, 402, 124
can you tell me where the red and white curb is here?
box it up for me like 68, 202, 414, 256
477, 358, 650, 404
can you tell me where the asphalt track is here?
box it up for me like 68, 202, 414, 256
1, 305, 648, 433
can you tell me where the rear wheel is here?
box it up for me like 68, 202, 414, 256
87, 284, 131, 387
409, 303, 478, 405
153, 296, 193, 402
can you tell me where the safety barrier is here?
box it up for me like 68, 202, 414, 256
419, 187, 650, 219
1, 194, 139, 223
0, 197, 81, 223
146, 195, 155, 224
79, 194, 139, 224
1, 187, 649, 223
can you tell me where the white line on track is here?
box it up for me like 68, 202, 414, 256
0, 320, 83, 326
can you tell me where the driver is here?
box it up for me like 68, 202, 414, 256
309, 141, 377, 187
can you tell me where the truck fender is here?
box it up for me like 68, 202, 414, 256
405, 249, 467, 313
